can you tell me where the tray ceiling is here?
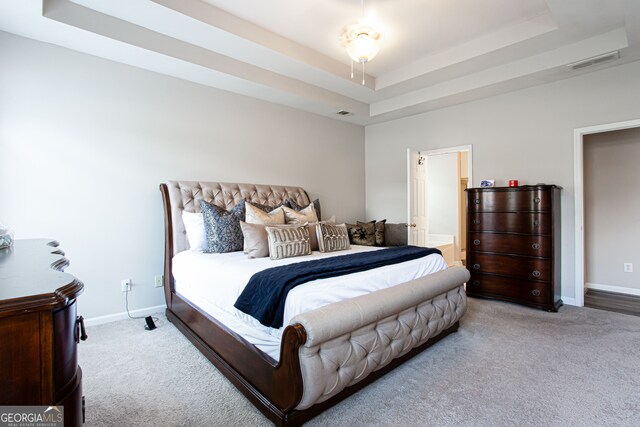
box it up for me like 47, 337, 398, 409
1, 0, 639, 125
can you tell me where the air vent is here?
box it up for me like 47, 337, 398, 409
567, 51, 620, 71
336, 110, 353, 116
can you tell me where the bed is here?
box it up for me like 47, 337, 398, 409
160, 180, 469, 426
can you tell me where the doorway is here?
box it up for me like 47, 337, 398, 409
573, 118, 640, 307
407, 145, 473, 266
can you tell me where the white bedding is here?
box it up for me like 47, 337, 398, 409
173, 246, 447, 361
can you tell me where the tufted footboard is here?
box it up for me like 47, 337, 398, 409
291, 266, 469, 410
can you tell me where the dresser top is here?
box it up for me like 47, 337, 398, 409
466, 184, 562, 192
0, 239, 83, 315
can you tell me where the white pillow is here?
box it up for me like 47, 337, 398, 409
182, 210, 206, 251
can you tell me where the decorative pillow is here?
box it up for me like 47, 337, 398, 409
347, 221, 376, 246
287, 198, 322, 221
240, 221, 269, 258
283, 204, 318, 224
375, 219, 387, 246
265, 223, 312, 260
308, 216, 336, 251
199, 199, 246, 253
245, 201, 285, 225
249, 200, 288, 212
182, 210, 206, 251
385, 223, 408, 246
317, 223, 351, 253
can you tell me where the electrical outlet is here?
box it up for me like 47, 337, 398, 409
121, 279, 131, 292
624, 263, 633, 273
154, 275, 164, 288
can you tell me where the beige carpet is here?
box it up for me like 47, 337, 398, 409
79, 298, 640, 426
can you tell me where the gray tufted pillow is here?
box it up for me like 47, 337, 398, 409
200, 199, 246, 253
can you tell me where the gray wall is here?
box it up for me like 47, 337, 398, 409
584, 127, 640, 294
366, 59, 640, 304
0, 32, 365, 320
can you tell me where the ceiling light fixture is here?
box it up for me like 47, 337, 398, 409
341, 0, 384, 85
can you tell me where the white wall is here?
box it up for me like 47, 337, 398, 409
584, 127, 640, 294
0, 32, 365, 320
366, 59, 640, 304
426, 153, 459, 255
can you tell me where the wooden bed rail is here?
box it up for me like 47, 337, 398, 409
160, 183, 175, 309
167, 294, 307, 421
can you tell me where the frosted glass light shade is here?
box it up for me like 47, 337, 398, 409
342, 24, 383, 64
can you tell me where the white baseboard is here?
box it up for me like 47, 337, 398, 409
586, 282, 640, 297
84, 304, 166, 326
561, 296, 577, 306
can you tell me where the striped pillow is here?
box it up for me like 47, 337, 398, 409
265, 223, 312, 260
316, 223, 351, 253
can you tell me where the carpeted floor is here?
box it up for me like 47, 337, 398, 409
79, 298, 640, 426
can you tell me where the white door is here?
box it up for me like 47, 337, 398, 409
407, 148, 428, 246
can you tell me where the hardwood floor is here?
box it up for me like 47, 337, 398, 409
585, 289, 640, 317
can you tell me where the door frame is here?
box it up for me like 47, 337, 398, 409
573, 118, 640, 306
424, 144, 473, 190
407, 144, 473, 247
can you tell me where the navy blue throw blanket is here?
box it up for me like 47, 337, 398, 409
234, 245, 442, 328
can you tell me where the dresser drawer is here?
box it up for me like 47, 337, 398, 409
468, 189, 551, 212
467, 273, 552, 305
468, 232, 551, 257
468, 253, 552, 281
468, 212, 550, 234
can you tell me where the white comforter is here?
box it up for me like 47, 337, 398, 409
173, 245, 447, 361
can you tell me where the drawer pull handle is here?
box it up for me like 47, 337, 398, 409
473, 239, 480, 245
532, 243, 540, 250
534, 197, 541, 204
75, 315, 88, 344
532, 270, 541, 278
472, 280, 480, 287
474, 199, 481, 204
532, 289, 541, 297
473, 263, 481, 270
473, 219, 480, 225
533, 220, 540, 226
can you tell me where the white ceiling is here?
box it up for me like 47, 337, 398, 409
1, 0, 639, 125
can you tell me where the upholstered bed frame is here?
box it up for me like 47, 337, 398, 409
160, 180, 469, 426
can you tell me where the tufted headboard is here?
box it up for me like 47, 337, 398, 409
159, 181, 310, 306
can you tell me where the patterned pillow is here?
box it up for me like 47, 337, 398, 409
317, 223, 351, 253
286, 198, 322, 221
307, 216, 336, 251
245, 201, 285, 225
265, 223, 312, 260
199, 199, 246, 253
347, 221, 376, 246
375, 219, 386, 246
283, 204, 318, 224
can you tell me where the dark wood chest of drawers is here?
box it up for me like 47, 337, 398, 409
466, 185, 562, 311
0, 240, 85, 426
